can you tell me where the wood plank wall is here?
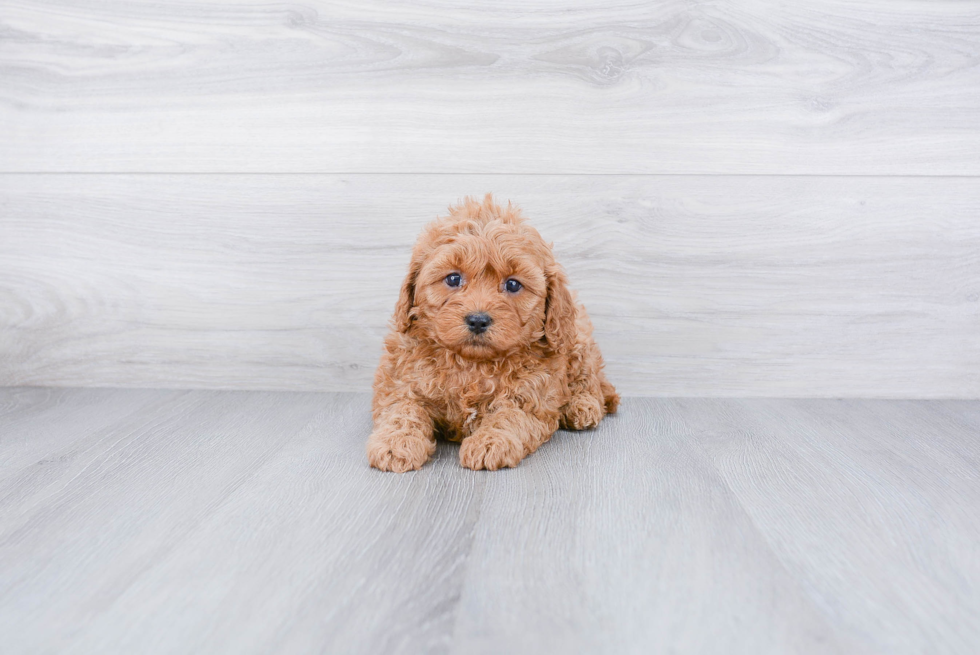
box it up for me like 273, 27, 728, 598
1, 1, 978, 396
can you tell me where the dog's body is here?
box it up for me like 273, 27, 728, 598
368, 195, 618, 471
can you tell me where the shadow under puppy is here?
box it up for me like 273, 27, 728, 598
368, 194, 619, 471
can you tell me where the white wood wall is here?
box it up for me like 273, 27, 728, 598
1, 1, 978, 397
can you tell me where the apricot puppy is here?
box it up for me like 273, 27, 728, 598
367, 195, 619, 472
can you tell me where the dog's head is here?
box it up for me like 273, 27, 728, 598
392, 194, 575, 360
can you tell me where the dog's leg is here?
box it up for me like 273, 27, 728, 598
561, 377, 606, 433
600, 376, 620, 414
367, 400, 435, 472
561, 338, 618, 430
459, 405, 558, 471
561, 388, 604, 430
562, 373, 620, 429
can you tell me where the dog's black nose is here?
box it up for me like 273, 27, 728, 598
465, 312, 493, 334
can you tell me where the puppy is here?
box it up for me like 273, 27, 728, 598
367, 194, 619, 471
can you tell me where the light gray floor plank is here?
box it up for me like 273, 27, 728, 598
1, 390, 978, 654
449, 398, 852, 655
940, 400, 980, 439
0, 387, 180, 480
682, 399, 980, 654
63, 395, 484, 655
3, 174, 978, 398
2, 1, 979, 174
0, 390, 327, 652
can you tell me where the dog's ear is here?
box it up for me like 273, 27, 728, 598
392, 258, 421, 333
543, 264, 576, 354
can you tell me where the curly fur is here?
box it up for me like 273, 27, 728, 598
367, 194, 619, 472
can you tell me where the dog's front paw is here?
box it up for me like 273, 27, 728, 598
367, 428, 434, 472
459, 428, 525, 471
561, 394, 604, 430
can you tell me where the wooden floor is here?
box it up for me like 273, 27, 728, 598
1, 388, 977, 653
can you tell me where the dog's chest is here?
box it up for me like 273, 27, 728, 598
397, 343, 562, 441
430, 371, 497, 441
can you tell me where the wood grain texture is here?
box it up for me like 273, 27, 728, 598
0, 390, 484, 654
676, 398, 980, 653
2, 174, 978, 397
451, 398, 855, 654
1, 389, 979, 653
0, 387, 180, 482
1, 0, 978, 173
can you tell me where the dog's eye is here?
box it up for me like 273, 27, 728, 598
445, 273, 462, 288
504, 278, 522, 293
